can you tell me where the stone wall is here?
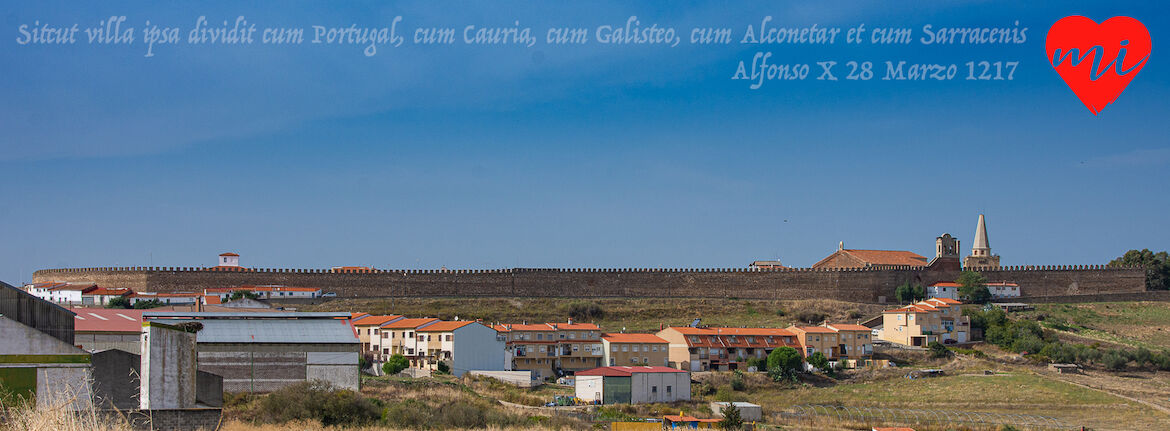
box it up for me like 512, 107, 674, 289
32, 263, 1147, 304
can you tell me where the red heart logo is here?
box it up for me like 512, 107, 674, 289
1046, 16, 1151, 115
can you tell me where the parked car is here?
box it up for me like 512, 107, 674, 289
943, 339, 957, 344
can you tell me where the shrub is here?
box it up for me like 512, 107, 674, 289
257, 380, 381, 426
730, 371, 745, 391
567, 301, 604, 321
767, 347, 803, 382
1103, 352, 1129, 371
434, 401, 487, 429
846, 309, 864, 320
928, 342, 951, 359
436, 361, 451, 374
383, 398, 432, 428
807, 352, 830, 372
745, 357, 766, 371
775, 308, 787, 317
133, 299, 165, 309
718, 403, 744, 430
105, 296, 132, 309
382, 354, 409, 375
795, 310, 826, 324
1134, 347, 1153, 366
1154, 352, 1170, 371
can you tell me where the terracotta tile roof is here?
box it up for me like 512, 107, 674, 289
575, 366, 685, 376
987, 282, 1019, 287
489, 324, 510, 332
73, 308, 145, 333
85, 288, 132, 296
382, 318, 440, 329
929, 282, 961, 287
825, 323, 871, 332
662, 327, 800, 349
551, 322, 600, 331
48, 284, 98, 292
602, 333, 668, 343
790, 326, 836, 334
417, 321, 477, 332
505, 323, 556, 331
204, 295, 222, 305
843, 249, 927, 266
353, 315, 404, 326
219, 252, 239, 257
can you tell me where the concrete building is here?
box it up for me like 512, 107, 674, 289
655, 326, 801, 371
574, 366, 690, 404
83, 288, 133, 306
880, 298, 970, 346
45, 283, 99, 304
601, 333, 669, 367
0, 281, 91, 410
964, 214, 1001, 268
550, 322, 603, 373
140, 321, 199, 409
413, 320, 507, 376
143, 311, 361, 392
711, 402, 763, 421
130, 291, 202, 305
74, 308, 147, 354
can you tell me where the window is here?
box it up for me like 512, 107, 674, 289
651, 386, 657, 394
569, 333, 576, 339
666, 385, 672, 394
445, 335, 452, 341
622, 345, 628, 352
652, 346, 658, 352
573, 344, 579, 351
537, 334, 543, 340
632, 345, 639, 352
611, 344, 618, 352
643, 357, 648, 363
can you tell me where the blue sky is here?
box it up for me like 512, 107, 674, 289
2, 1, 1168, 284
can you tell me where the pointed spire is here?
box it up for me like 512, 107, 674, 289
972, 214, 990, 253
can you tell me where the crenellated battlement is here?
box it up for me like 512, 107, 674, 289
31, 262, 1147, 303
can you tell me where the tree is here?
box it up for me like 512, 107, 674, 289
382, 354, 409, 375
436, 361, 451, 374
229, 290, 261, 301
133, 299, 165, 309
105, 296, 132, 309
956, 271, 992, 303
895, 282, 926, 303
766, 347, 803, 382
717, 403, 744, 430
807, 351, 830, 372
928, 341, 951, 359
1110, 249, 1170, 290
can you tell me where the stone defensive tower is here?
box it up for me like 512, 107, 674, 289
964, 214, 1000, 268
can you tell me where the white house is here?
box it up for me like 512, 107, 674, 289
46, 283, 98, 304
204, 285, 321, 300
987, 281, 1021, 298
218, 252, 240, 267
575, 366, 690, 404
130, 292, 201, 305
926, 282, 960, 300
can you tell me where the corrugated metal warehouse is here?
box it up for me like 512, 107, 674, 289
143, 312, 360, 392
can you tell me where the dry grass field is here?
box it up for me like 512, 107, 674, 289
302, 297, 885, 331
1020, 301, 1170, 349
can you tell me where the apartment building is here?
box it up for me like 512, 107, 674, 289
788, 324, 874, 360
381, 317, 440, 364
499, 323, 559, 379
352, 315, 404, 355
655, 327, 801, 371
601, 333, 670, 367
413, 321, 507, 376
551, 322, 603, 373
493, 321, 602, 378
880, 298, 969, 347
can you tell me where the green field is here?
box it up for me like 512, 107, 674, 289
1018, 301, 1170, 349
